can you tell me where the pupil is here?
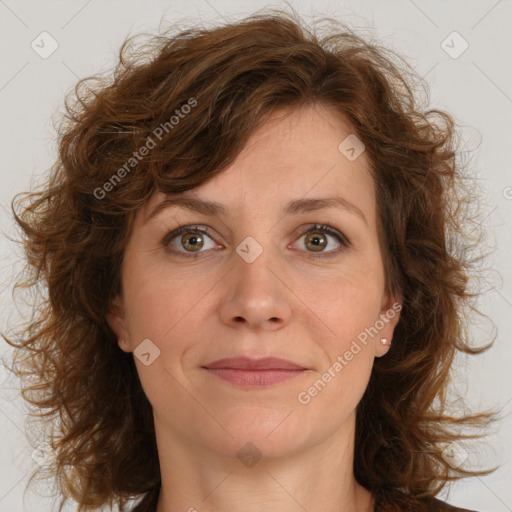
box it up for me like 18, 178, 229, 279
308, 233, 325, 251
184, 233, 202, 250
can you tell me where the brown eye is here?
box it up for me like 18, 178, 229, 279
304, 232, 328, 252
295, 224, 350, 257
181, 232, 204, 252
162, 225, 217, 256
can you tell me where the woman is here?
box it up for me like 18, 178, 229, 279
3, 9, 496, 512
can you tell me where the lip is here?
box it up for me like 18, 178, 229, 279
202, 356, 307, 371
201, 357, 309, 387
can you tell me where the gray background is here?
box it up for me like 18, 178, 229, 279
0, 1, 511, 511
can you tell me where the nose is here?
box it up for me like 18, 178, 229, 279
218, 244, 293, 331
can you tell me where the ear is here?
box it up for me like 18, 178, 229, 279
106, 294, 132, 353
374, 291, 402, 358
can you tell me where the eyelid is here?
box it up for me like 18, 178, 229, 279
161, 223, 351, 257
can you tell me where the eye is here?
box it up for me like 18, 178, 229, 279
161, 223, 350, 258
162, 225, 218, 257
293, 224, 350, 258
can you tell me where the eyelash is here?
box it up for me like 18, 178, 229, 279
161, 223, 350, 259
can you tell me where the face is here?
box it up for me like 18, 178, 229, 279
107, 104, 401, 463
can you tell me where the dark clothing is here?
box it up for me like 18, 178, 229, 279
374, 487, 478, 511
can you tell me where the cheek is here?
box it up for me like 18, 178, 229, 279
121, 259, 221, 396
301, 269, 384, 348
121, 269, 209, 408
297, 280, 379, 422
122, 255, 214, 342
321, 291, 379, 385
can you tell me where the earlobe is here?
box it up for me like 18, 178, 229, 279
375, 293, 402, 358
106, 294, 131, 353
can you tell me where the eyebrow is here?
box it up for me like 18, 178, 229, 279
146, 194, 368, 226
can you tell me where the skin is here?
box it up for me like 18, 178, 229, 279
107, 104, 401, 512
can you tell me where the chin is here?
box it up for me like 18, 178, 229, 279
210, 411, 312, 459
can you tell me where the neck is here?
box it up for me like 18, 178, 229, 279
154, 411, 374, 512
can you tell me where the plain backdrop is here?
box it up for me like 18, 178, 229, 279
0, 1, 511, 511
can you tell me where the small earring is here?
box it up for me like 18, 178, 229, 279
380, 338, 390, 346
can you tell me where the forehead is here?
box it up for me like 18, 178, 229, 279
139, 104, 376, 227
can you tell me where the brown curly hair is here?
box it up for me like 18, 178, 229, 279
2, 8, 498, 512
